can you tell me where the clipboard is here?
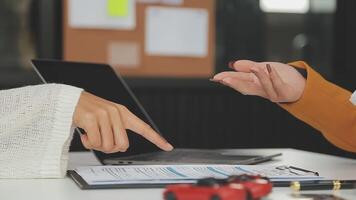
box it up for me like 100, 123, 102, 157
67, 164, 322, 190
67, 170, 193, 189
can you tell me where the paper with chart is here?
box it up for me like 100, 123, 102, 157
74, 165, 323, 185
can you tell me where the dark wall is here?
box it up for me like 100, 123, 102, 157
72, 78, 356, 157
215, 0, 265, 73
69, 77, 356, 159
128, 81, 356, 159
333, 0, 356, 90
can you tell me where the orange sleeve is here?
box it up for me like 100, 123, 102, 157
279, 61, 356, 153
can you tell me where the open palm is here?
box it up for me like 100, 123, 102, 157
212, 60, 306, 103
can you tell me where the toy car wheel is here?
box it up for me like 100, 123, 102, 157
210, 194, 221, 200
238, 174, 253, 181
165, 192, 177, 200
246, 191, 253, 200
228, 174, 253, 183
197, 177, 220, 186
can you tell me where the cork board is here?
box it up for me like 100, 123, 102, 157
63, 0, 215, 77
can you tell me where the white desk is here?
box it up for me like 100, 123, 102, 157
1, 148, 356, 200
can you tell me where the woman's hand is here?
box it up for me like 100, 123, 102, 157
211, 60, 306, 103
73, 92, 174, 153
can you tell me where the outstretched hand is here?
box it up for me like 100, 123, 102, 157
211, 60, 306, 103
73, 92, 174, 153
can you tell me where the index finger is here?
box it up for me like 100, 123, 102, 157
231, 60, 258, 73
121, 107, 174, 151
213, 71, 255, 82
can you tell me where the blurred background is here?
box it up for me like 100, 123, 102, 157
1, 0, 355, 158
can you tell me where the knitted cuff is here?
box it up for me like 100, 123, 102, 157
40, 84, 83, 178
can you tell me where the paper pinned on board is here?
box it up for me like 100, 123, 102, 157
145, 6, 209, 57
68, 0, 136, 30
108, 41, 141, 68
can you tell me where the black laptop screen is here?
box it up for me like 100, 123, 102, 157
32, 59, 161, 162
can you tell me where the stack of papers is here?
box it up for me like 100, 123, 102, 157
73, 165, 323, 186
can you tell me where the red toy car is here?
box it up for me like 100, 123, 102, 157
163, 174, 272, 200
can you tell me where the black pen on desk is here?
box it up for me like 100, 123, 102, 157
289, 166, 319, 176
275, 165, 319, 176
290, 180, 356, 191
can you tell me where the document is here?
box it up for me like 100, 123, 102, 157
68, 0, 136, 30
74, 165, 323, 185
145, 6, 209, 57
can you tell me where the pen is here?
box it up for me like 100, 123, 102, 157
288, 166, 319, 176
275, 165, 319, 176
290, 180, 356, 191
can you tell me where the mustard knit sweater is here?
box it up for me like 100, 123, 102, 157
281, 61, 356, 153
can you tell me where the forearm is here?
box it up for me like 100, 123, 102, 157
280, 61, 356, 153
0, 84, 82, 178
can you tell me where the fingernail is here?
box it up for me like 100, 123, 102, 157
166, 143, 174, 151
228, 61, 236, 69
266, 64, 272, 74
209, 78, 219, 83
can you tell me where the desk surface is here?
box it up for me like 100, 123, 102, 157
2, 148, 356, 200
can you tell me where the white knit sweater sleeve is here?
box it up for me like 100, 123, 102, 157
0, 84, 83, 178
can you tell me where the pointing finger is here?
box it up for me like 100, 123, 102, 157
120, 106, 174, 151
